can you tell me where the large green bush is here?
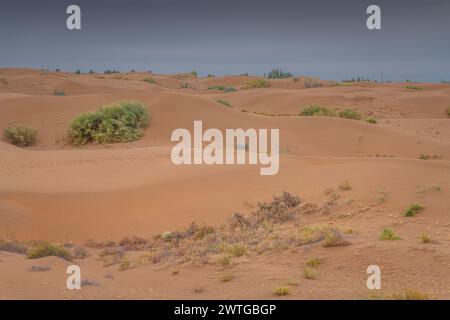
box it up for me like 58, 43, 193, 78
69, 101, 149, 145
3, 125, 37, 147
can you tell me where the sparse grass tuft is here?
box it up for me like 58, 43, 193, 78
304, 267, 317, 280
27, 242, 72, 261
0, 239, 28, 254
273, 286, 290, 296
3, 126, 37, 147
208, 85, 226, 91
421, 235, 431, 244
119, 260, 133, 271
216, 99, 231, 107
305, 257, 322, 268
339, 181, 352, 191
217, 255, 231, 269
380, 228, 401, 241
366, 118, 377, 124
245, 79, 270, 89
143, 77, 156, 84
227, 244, 246, 257
299, 105, 336, 117
392, 289, 429, 300
338, 109, 361, 120
405, 85, 424, 91
220, 273, 234, 282
68, 101, 149, 145
404, 203, 424, 217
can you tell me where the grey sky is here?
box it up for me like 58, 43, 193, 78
1, 0, 449, 81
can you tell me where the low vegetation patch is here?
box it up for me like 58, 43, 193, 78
304, 81, 323, 89
0, 239, 28, 254
366, 118, 377, 124
304, 267, 317, 280
208, 85, 226, 91
68, 101, 149, 145
338, 109, 361, 120
3, 125, 37, 147
54, 89, 66, 96
380, 228, 401, 241
216, 99, 231, 107
339, 181, 352, 191
404, 203, 424, 217
299, 105, 336, 117
273, 287, 290, 296
27, 242, 72, 261
391, 289, 429, 300
266, 68, 292, 79
305, 257, 322, 268
245, 79, 270, 89
143, 77, 156, 84
405, 85, 424, 90
421, 235, 431, 244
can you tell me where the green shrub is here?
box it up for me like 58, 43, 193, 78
208, 85, 226, 91
3, 126, 37, 147
245, 79, 270, 89
54, 89, 66, 96
224, 86, 237, 92
366, 118, 377, 124
68, 101, 149, 145
273, 287, 290, 296
216, 99, 231, 107
191, 71, 198, 77
299, 105, 336, 117
404, 203, 424, 217
338, 109, 361, 120
266, 68, 292, 79
405, 85, 423, 90
380, 228, 401, 240
27, 242, 72, 261
143, 77, 156, 84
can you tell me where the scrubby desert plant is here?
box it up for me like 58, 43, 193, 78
305, 257, 322, 268
245, 79, 270, 89
392, 289, 429, 300
208, 85, 226, 91
143, 77, 156, 84
27, 242, 72, 261
0, 239, 28, 254
299, 105, 336, 117
54, 89, 66, 96
380, 228, 401, 240
273, 286, 290, 296
304, 81, 322, 89
404, 203, 424, 217
227, 244, 247, 257
405, 85, 423, 90
216, 99, 231, 107
366, 118, 377, 124
421, 235, 431, 243
338, 109, 361, 120
68, 101, 149, 145
3, 125, 37, 147
304, 267, 317, 279
224, 86, 237, 92
266, 68, 292, 79
190, 71, 198, 77
339, 181, 352, 191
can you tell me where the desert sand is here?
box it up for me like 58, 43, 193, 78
0, 68, 449, 299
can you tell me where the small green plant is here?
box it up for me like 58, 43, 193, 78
216, 99, 231, 107
54, 89, 66, 96
68, 101, 149, 145
421, 235, 431, 243
27, 242, 72, 261
3, 126, 37, 147
266, 68, 292, 79
299, 105, 336, 117
208, 85, 226, 91
217, 255, 231, 269
366, 118, 377, 124
143, 77, 156, 84
227, 244, 246, 257
304, 267, 317, 280
380, 228, 401, 240
404, 203, 424, 217
305, 257, 322, 268
119, 260, 133, 271
190, 70, 198, 77
405, 85, 423, 90
273, 286, 290, 296
245, 79, 270, 89
338, 109, 361, 120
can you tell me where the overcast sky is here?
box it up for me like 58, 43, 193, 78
1, 0, 449, 81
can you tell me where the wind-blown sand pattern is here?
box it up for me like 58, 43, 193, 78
0, 68, 449, 299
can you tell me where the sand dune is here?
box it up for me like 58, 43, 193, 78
0, 69, 449, 299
